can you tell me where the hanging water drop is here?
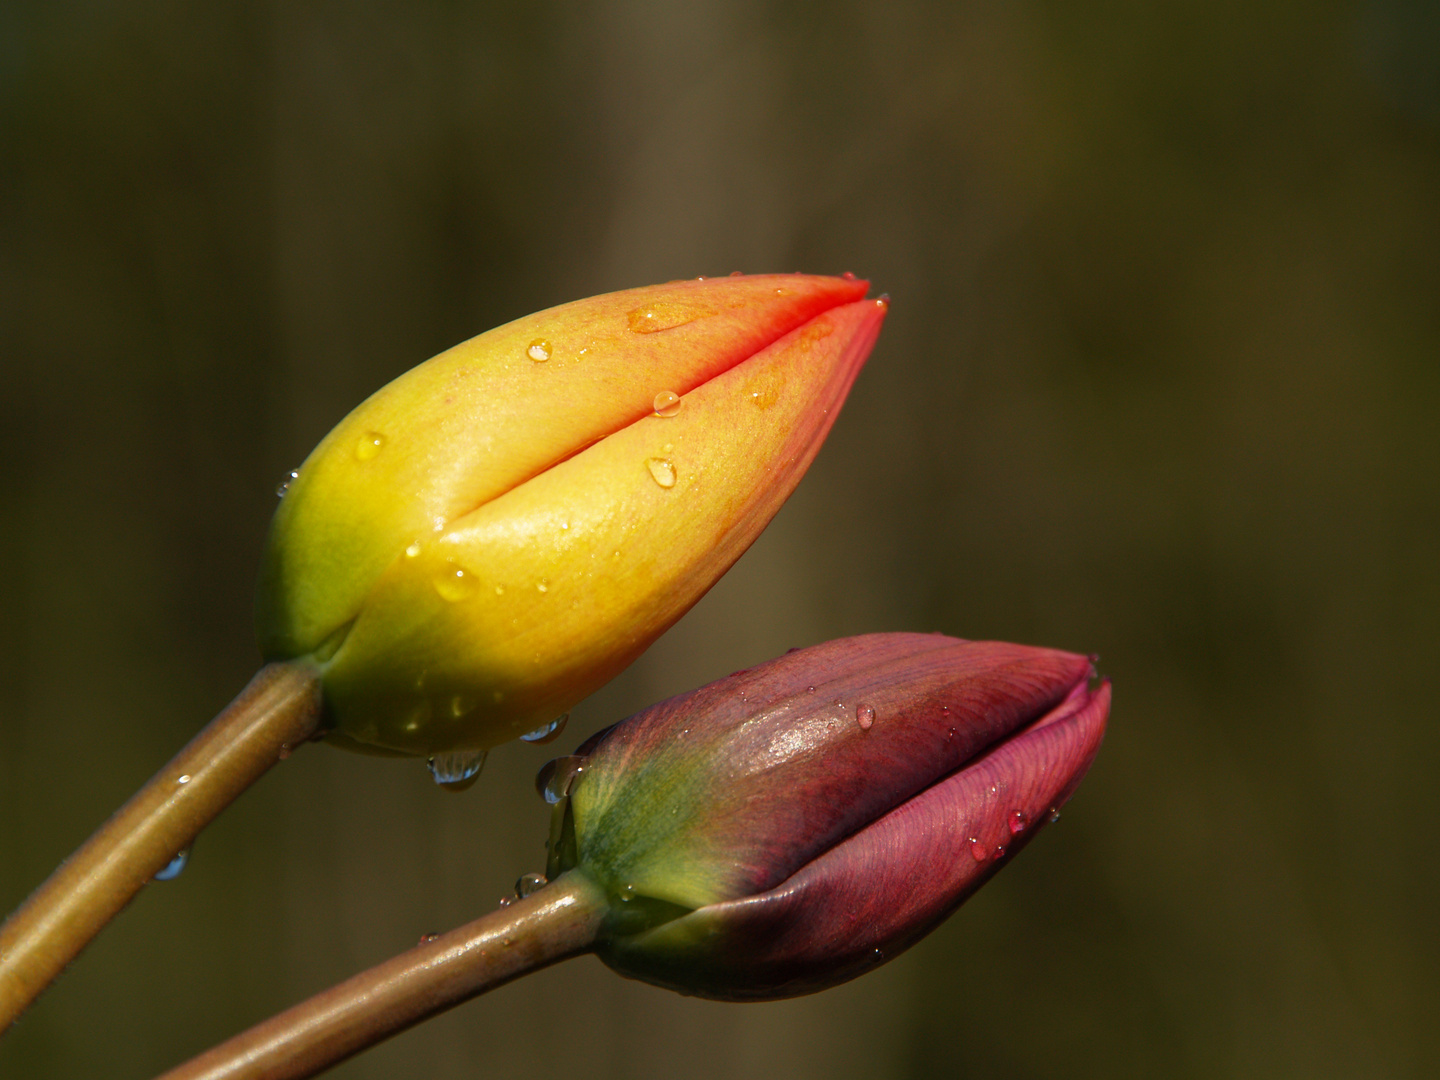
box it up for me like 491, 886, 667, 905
856, 703, 876, 730
652, 390, 682, 417
515, 872, 548, 898
1048, 807, 1061, 824
275, 469, 299, 498
535, 755, 586, 804
520, 714, 569, 744
1009, 809, 1028, 835
427, 749, 488, 791
646, 457, 677, 488
418, 933, 441, 945
155, 848, 190, 882
969, 839, 988, 862
527, 339, 551, 361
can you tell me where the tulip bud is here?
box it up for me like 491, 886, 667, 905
541, 633, 1109, 1000
256, 275, 885, 763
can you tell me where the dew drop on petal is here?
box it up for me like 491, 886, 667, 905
618, 884, 637, 902
498, 896, 513, 908
427, 749, 488, 791
993, 845, 1006, 860
646, 457, 677, 488
520, 713, 568, 744
970, 839, 988, 862
433, 565, 476, 602
418, 932, 441, 945
856, 703, 876, 730
176, 774, 192, 785
275, 469, 299, 498
355, 431, 385, 460
1048, 807, 1061, 824
627, 299, 715, 333
405, 542, 422, 558
515, 872, 548, 898
155, 848, 190, 881
527, 339, 551, 362
653, 390, 683, 417
842, 271, 857, 280
1009, 809, 1028, 835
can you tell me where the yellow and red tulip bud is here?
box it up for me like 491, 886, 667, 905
255, 275, 885, 768
541, 633, 1109, 1000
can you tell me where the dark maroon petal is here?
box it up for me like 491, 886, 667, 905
598, 680, 1110, 1000
573, 634, 1093, 907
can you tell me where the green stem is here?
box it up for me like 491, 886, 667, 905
155, 872, 608, 1080
0, 661, 324, 1031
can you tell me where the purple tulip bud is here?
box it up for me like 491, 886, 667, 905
541, 633, 1110, 1000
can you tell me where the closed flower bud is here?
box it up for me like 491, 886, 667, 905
543, 633, 1109, 1000
256, 275, 885, 758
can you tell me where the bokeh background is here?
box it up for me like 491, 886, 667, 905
2, 1, 1438, 1077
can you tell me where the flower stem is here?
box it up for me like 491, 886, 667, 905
0, 660, 324, 1030
155, 872, 608, 1080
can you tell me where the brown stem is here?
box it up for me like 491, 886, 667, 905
155, 871, 608, 1080
0, 661, 324, 1031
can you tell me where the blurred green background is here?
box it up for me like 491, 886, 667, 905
2, 1, 1437, 1077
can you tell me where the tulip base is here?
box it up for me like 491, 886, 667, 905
0, 661, 324, 1030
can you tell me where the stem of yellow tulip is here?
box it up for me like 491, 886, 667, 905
154, 872, 608, 1080
0, 660, 324, 1031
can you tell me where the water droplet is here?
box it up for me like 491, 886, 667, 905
1048, 807, 1061, 824
520, 714, 568, 744
515, 872, 547, 898
498, 896, 513, 908
992, 845, 1006, 860
418, 932, 441, 945
433, 565, 476, 602
275, 469, 299, 498
1009, 810, 1028, 835
535, 579, 548, 593
278, 744, 291, 761
807, 685, 816, 694
652, 390, 683, 417
646, 457, 677, 488
536, 755, 586, 804
155, 849, 190, 881
969, 839, 988, 862
176, 774, 192, 785
405, 542, 422, 558
856, 703, 876, 730
355, 431, 385, 460
728, 270, 744, 276
627, 299, 716, 333
842, 271, 857, 280
618, 884, 637, 902
527, 339, 551, 361
427, 749, 488, 791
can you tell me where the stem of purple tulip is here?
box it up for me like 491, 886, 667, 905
0, 661, 324, 1031
153, 872, 608, 1080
